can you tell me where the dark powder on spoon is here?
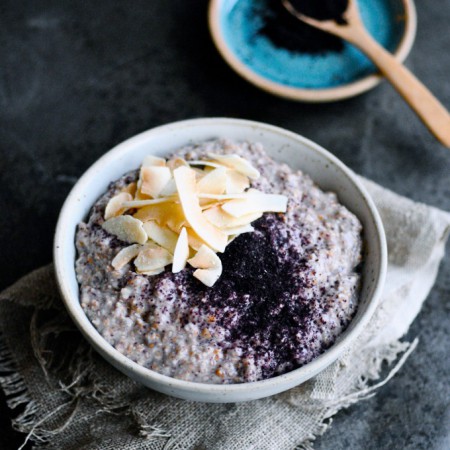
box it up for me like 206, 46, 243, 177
258, 0, 349, 54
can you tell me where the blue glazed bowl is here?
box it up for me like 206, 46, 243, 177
209, 0, 417, 102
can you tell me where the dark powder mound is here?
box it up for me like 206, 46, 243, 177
177, 214, 323, 379
289, 0, 349, 23
258, 0, 349, 54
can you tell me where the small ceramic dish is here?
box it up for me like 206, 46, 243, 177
54, 118, 387, 403
208, 0, 417, 102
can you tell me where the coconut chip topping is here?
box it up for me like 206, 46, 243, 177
102, 153, 288, 286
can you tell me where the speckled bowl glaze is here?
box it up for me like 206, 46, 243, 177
54, 118, 387, 403
209, 0, 417, 102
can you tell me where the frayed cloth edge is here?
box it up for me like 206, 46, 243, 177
294, 338, 418, 449
0, 333, 51, 448
0, 332, 419, 450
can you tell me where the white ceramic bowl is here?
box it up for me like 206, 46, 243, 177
54, 118, 387, 403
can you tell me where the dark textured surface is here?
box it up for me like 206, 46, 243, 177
0, 0, 449, 449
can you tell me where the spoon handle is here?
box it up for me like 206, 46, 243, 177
355, 33, 450, 148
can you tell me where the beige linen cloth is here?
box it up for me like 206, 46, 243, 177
1, 179, 449, 450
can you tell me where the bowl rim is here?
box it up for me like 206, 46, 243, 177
54, 117, 387, 397
208, 0, 417, 103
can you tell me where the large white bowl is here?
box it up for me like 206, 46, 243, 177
54, 118, 387, 403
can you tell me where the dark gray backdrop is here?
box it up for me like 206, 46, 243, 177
0, 1, 449, 448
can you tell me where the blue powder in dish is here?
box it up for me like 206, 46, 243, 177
220, 0, 405, 88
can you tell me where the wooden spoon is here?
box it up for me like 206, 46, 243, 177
282, 0, 450, 148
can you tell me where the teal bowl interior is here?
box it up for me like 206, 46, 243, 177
220, 0, 410, 89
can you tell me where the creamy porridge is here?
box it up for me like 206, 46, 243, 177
76, 139, 363, 384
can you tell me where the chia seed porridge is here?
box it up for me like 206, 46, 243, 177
76, 139, 363, 384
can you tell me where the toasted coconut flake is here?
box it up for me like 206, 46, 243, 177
104, 192, 133, 220
201, 206, 232, 228
193, 168, 207, 179
140, 166, 172, 198
143, 221, 178, 253
225, 170, 250, 194
173, 167, 227, 252
208, 153, 260, 179
193, 267, 222, 287
142, 155, 166, 167
134, 243, 173, 272
185, 228, 207, 251
188, 245, 222, 287
198, 193, 248, 200
172, 227, 189, 273
167, 157, 188, 171
123, 196, 176, 208
202, 207, 262, 228
159, 179, 177, 196
200, 200, 225, 211
188, 245, 221, 270
104, 150, 288, 286
134, 202, 186, 232
222, 193, 288, 217
222, 224, 254, 236
196, 167, 227, 195
199, 198, 221, 210
135, 174, 151, 200
111, 244, 141, 270
138, 268, 165, 276
122, 182, 137, 197
134, 188, 150, 201
102, 215, 148, 244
